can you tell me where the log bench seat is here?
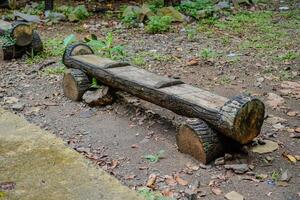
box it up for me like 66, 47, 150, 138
62, 43, 265, 163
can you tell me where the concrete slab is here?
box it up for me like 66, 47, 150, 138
0, 108, 143, 200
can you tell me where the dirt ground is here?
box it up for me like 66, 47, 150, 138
1, 5, 300, 200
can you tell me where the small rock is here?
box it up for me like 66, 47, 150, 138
224, 164, 249, 174
157, 6, 185, 22
216, 1, 231, 9
295, 127, 300, 133
287, 111, 298, 117
11, 103, 25, 111
82, 86, 114, 107
280, 170, 291, 182
225, 191, 244, 200
4, 97, 19, 104
214, 157, 225, 165
266, 93, 285, 109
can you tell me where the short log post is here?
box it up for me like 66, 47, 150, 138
176, 118, 224, 164
63, 68, 91, 101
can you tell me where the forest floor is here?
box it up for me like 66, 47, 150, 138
0, 4, 300, 200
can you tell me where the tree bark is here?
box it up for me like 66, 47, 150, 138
177, 118, 224, 164
0, 21, 33, 47
63, 68, 91, 101
63, 44, 265, 144
45, 0, 54, 11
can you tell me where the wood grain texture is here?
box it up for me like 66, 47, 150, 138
177, 118, 224, 164
63, 68, 91, 101
63, 45, 265, 144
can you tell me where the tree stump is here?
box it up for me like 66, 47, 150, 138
176, 118, 224, 164
63, 68, 91, 101
10, 22, 33, 47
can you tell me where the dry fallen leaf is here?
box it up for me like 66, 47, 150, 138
285, 154, 297, 164
279, 81, 300, 99
125, 175, 136, 180
295, 127, 300, 133
164, 175, 177, 186
146, 174, 157, 189
211, 187, 222, 195
250, 140, 279, 154
186, 58, 199, 66
266, 93, 285, 109
175, 175, 188, 186
110, 160, 119, 169
161, 188, 174, 197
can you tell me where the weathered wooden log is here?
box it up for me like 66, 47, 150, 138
0, 31, 43, 60
63, 43, 265, 144
177, 118, 224, 164
0, 20, 33, 47
63, 68, 91, 101
0, 44, 25, 60
0, 0, 29, 9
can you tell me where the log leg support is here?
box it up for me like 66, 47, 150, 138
63, 68, 91, 101
176, 118, 225, 164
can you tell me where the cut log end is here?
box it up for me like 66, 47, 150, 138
12, 23, 33, 47
63, 43, 94, 67
220, 95, 265, 144
63, 68, 91, 101
176, 119, 224, 164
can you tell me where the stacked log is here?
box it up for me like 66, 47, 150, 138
0, 0, 29, 9
61, 43, 265, 163
0, 21, 43, 60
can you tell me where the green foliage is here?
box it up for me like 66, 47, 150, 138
146, 16, 172, 34
271, 170, 281, 182
279, 70, 296, 81
25, 38, 65, 64
122, 12, 139, 28
21, 2, 45, 15
177, 0, 213, 18
85, 33, 125, 60
138, 187, 172, 200
145, 0, 164, 12
144, 150, 165, 163
90, 78, 101, 89
63, 34, 77, 46
56, 5, 90, 21
199, 48, 218, 60
278, 51, 299, 61
0, 31, 16, 47
219, 75, 231, 85
42, 66, 65, 75
185, 26, 197, 41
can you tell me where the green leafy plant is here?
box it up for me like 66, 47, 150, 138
278, 51, 298, 61
21, 2, 45, 15
122, 12, 139, 28
56, 5, 90, 22
146, 16, 172, 34
144, 150, 165, 163
185, 26, 197, 41
138, 187, 172, 200
0, 31, 16, 47
271, 170, 281, 182
42, 66, 65, 75
199, 48, 218, 60
85, 33, 125, 60
90, 78, 101, 89
177, 0, 213, 18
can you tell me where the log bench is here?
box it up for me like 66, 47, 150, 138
0, 20, 43, 60
62, 43, 265, 164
